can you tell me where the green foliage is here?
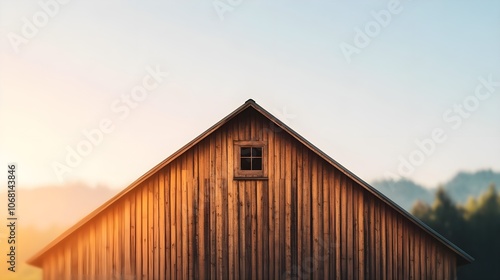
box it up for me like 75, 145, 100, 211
412, 184, 500, 279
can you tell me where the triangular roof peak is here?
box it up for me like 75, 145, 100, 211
28, 99, 473, 266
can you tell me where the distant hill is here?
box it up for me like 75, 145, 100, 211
441, 169, 500, 203
0, 182, 119, 280
0, 182, 119, 229
371, 178, 433, 211
371, 169, 500, 211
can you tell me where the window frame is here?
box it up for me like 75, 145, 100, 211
233, 140, 268, 179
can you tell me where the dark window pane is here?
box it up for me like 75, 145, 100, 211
252, 147, 262, 157
241, 158, 252, 170
241, 147, 251, 157
252, 158, 262, 170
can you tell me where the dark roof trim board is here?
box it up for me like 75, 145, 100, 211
28, 99, 474, 267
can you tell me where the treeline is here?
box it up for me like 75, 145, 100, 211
412, 184, 500, 279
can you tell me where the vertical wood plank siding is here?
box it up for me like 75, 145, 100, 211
38, 108, 458, 279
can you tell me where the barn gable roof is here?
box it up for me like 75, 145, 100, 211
28, 99, 473, 267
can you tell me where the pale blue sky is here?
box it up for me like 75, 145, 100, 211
1, 0, 499, 189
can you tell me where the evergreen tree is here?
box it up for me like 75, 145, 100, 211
412, 184, 500, 280
460, 184, 500, 279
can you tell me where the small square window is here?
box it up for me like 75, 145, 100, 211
234, 141, 267, 179
240, 147, 263, 171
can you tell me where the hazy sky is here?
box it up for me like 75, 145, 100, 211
1, 0, 499, 190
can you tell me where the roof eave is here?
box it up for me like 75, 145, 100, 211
27, 99, 474, 266
249, 102, 474, 265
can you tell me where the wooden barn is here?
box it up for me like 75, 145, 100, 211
28, 99, 473, 279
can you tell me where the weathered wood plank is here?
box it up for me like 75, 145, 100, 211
124, 195, 132, 278
347, 178, 353, 280
86, 223, 95, 275
279, 172, 286, 278
329, 170, 336, 280
148, 178, 158, 278
159, 170, 166, 280
101, 213, 108, 277
251, 180, 258, 279
170, 165, 177, 280
285, 138, 292, 277
262, 179, 270, 280
57, 247, 62, 278
374, 200, 380, 280
273, 130, 281, 280
182, 168, 189, 280
77, 232, 83, 279
176, 164, 183, 279
303, 150, 311, 278
227, 125, 236, 280
64, 241, 71, 279
334, 170, 341, 280
209, 135, 217, 280
290, 141, 297, 279
113, 206, 121, 278
215, 131, 223, 280
317, 160, 324, 278
386, 206, 393, 280
222, 177, 228, 280
187, 152, 194, 280
245, 181, 252, 279
192, 146, 200, 280
340, 174, 347, 279
357, 189, 364, 280
262, 120, 270, 280
420, 231, 426, 280
279, 133, 286, 277
203, 171, 211, 280
256, 179, 263, 280
393, 210, 398, 280
436, 244, 443, 280
140, 186, 148, 279
409, 224, 414, 280
383, 206, 389, 278
236, 114, 246, 280
164, 171, 171, 280
148, 176, 157, 280
269, 130, 282, 279
197, 144, 206, 280
323, 164, 330, 280
414, 230, 420, 279
238, 180, 246, 279
352, 181, 359, 280
398, 214, 403, 280
135, 190, 142, 279
403, 221, 408, 279
365, 192, 372, 277
296, 145, 303, 279
312, 157, 320, 277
